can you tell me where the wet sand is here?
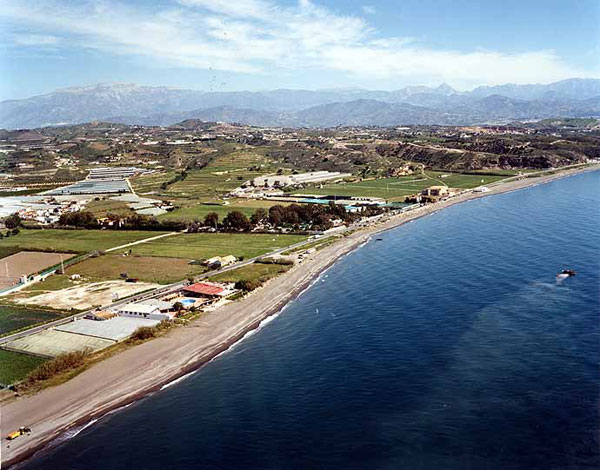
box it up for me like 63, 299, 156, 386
2, 164, 598, 468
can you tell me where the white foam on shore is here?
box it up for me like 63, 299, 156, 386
55, 418, 99, 443
160, 370, 196, 390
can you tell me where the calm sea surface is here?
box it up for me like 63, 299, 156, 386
21, 171, 600, 470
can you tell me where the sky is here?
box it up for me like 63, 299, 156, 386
0, 0, 599, 100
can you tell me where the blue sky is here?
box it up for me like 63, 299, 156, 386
0, 0, 598, 100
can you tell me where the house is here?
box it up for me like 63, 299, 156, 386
202, 255, 236, 268
117, 303, 175, 321
182, 282, 227, 298
137, 298, 175, 313
420, 186, 457, 202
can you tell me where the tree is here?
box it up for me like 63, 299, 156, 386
204, 212, 219, 228
250, 208, 267, 225
4, 213, 22, 229
222, 211, 251, 232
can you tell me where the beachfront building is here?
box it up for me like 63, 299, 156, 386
117, 303, 175, 321
420, 186, 457, 202
182, 282, 228, 299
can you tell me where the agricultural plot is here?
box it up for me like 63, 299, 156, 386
0, 349, 46, 385
0, 305, 64, 336
293, 171, 507, 202
167, 152, 274, 200
0, 229, 168, 253
131, 233, 308, 260
65, 254, 207, 284
0, 251, 75, 289
130, 170, 179, 194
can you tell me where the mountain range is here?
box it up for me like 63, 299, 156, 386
1, 78, 599, 129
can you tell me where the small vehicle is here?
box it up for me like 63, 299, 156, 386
6, 426, 31, 440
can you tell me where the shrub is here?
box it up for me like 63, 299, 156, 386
25, 350, 90, 383
129, 326, 156, 341
234, 279, 262, 291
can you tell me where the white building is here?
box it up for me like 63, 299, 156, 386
117, 303, 175, 321
252, 171, 351, 188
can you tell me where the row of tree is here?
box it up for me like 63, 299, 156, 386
50, 202, 385, 233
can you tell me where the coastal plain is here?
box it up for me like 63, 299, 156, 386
1, 163, 597, 467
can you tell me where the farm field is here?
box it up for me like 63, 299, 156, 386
0, 304, 64, 336
84, 198, 134, 217
0, 349, 46, 385
210, 262, 292, 284
0, 251, 75, 289
293, 171, 507, 201
131, 233, 308, 260
166, 152, 274, 200
0, 230, 169, 253
65, 254, 207, 284
130, 170, 179, 195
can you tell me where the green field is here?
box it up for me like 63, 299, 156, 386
166, 152, 275, 200
0, 304, 64, 336
0, 246, 22, 259
130, 170, 179, 194
130, 233, 307, 260
64, 254, 207, 284
0, 349, 46, 385
0, 230, 168, 253
293, 171, 507, 201
210, 262, 291, 284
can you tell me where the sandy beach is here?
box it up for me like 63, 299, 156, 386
2, 164, 598, 468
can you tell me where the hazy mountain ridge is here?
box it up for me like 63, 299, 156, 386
1, 79, 599, 129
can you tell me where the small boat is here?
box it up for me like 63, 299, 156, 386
376, 238, 383, 241
556, 269, 576, 280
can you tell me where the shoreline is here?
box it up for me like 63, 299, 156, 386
2, 163, 598, 468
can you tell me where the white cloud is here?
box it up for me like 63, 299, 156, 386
11, 34, 60, 46
362, 5, 376, 15
0, 0, 593, 88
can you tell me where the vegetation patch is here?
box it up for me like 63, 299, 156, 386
0, 349, 46, 386
65, 254, 207, 284
210, 262, 291, 285
0, 305, 64, 336
131, 232, 307, 260
0, 229, 169, 253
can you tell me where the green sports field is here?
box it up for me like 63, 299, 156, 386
130, 232, 308, 260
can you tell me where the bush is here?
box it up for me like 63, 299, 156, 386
129, 326, 156, 341
234, 279, 263, 291
25, 350, 89, 383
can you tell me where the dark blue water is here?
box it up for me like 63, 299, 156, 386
22, 172, 600, 470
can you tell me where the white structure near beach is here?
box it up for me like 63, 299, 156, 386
252, 171, 350, 188
117, 303, 175, 321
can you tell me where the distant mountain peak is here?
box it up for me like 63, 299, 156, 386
435, 83, 456, 95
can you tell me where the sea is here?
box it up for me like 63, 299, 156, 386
20, 170, 600, 470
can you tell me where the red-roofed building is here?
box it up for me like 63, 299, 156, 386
182, 282, 226, 298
